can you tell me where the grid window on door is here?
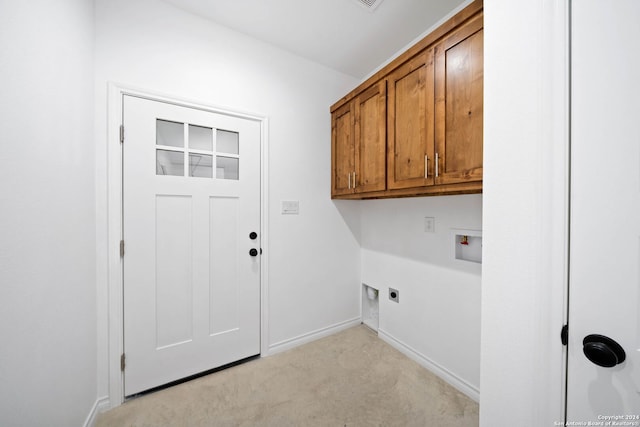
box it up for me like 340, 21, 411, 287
156, 119, 239, 180
216, 129, 239, 180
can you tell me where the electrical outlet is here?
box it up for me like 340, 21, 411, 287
389, 288, 400, 303
424, 217, 435, 233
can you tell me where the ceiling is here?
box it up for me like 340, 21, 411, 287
162, 0, 466, 79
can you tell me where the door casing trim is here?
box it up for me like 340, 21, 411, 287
106, 83, 269, 407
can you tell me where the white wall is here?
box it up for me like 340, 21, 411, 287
0, 0, 571, 422
0, 0, 97, 426
360, 195, 482, 399
94, 0, 362, 401
481, 0, 567, 425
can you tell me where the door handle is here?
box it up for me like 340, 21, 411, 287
582, 334, 626, 368
425, 155, 429, 178
249, 248, 258, 257
249, 232, 257, 240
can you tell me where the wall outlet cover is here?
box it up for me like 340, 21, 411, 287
424, 217, 435, 233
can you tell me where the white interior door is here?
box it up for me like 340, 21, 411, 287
568, 0, 640, 421
122, 95, 261, 396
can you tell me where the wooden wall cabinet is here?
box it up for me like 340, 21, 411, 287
331, 101, 355, 196
330, 0, 483, 200
387, 48, 435, 190
434, 12, 483, 186
331, 80, 386, 196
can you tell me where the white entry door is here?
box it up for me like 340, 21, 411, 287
567, 0, 640, 421
122, 95, 261, 396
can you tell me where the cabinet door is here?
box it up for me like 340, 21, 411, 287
331, 102, 355, 196
434, 15, 483, 185
387, 49, 435, 190
354, 81, 387, 193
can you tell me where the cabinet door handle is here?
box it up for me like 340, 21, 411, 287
425, 155, 429, 178
435, 153, 439, 177
348, 172, 351, 189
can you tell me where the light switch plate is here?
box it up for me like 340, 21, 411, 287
281, 200, 299, 215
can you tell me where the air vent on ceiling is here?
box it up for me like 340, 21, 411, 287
352, 0, 384, 12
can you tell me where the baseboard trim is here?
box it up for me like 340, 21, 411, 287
267, 317, 361, 356
83, 396, 110, 427
377, 328, 480, 402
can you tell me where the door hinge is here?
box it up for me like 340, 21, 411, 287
561, 324, 568, 346
120, 353, 126, 372
120, 125, 124, 144
120, 240, 125, 257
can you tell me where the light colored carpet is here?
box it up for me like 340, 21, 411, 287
96, 325, 478, 426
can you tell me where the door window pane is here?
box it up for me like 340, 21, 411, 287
189, 125, 213, 151
216, 156, 239, 180
217, 130, 239, 154
157, 150, 184, 176
156, 120, 184, 148
189, 154, 213, 178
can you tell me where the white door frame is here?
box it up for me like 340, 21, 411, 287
106, 83, 269, 406
530, 0, 571, 420
481, 0, 571, 424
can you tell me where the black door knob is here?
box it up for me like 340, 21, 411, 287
583, 334, 626, 368
249, 248, 258, 257
249, 232, 258, 240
